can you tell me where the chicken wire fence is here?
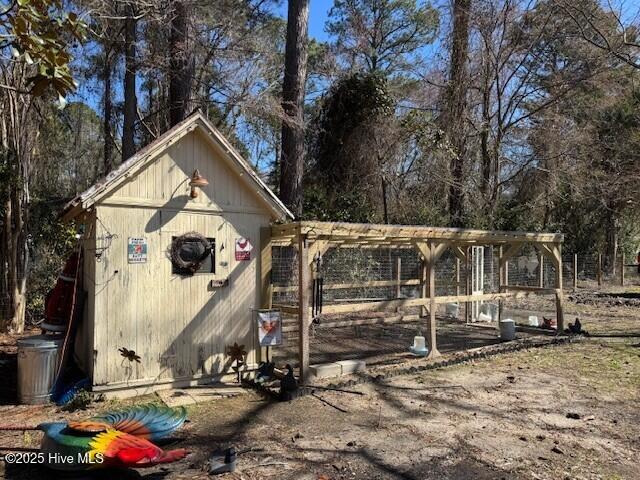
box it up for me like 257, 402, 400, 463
269, 245, 638, 368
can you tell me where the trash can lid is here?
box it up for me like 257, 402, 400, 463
17, 335, 64, 349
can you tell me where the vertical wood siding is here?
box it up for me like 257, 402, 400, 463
88, 130, 271, 388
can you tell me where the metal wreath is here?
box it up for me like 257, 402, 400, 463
169, 232, 211, 274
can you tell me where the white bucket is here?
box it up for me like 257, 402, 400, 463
482, 303, 499, 321
528, 315, 539, 327
499, 319, 516, 341
445, 303, 459, 318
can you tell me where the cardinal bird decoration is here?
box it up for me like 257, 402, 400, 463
2, 404, 188, 471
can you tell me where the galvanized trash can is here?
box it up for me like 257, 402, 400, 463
17, 335, 64, 404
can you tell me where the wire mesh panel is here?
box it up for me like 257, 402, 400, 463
269, 242, 637, 370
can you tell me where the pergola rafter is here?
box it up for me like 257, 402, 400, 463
263, 221, 565, 382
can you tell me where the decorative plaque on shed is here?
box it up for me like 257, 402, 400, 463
235, 237, 253, 261
127, 237, 148, 263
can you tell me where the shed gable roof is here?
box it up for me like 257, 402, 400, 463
62, 111, 294, 221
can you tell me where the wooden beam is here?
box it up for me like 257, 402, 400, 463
260, 227, 273, 309
297, 235, 311, 382
435, 292, 525, 304
321, 297, 429, 315
498, 246, 506, 322
308, 239, 330, 266
259, 226, 272, 364
272, 278, 422, 293
500, 242, 522, 265
272, 303, 299, 315
538, 243, 562, 271
315, 314, 420, 329
554, 243, 565, 333
455, 257, 461, 297
272, 221, 565, 244
464, 247, 472, 323
538, 252, 544, 288
395, 257, 402, 299
503, 285, 556, 294
414, 241, 429, 259
452, 246, 468, 262
426, 242, 440, 358
316, 290, 554, 315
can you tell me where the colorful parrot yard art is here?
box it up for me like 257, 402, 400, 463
3, 404, 188, 471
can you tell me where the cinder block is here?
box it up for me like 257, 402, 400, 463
336, 359, 366, 375
308, 362, 342, 382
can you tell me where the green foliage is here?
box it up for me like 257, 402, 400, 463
302, 184, 379, 223
33, 102, 102, 196
61, 389, 93, 412
306, 71, 394, 221
26, 200, 76, 325
313, 71, 393, 181
3, 0, 86, 101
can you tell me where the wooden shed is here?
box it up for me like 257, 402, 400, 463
62, 111, 293, 397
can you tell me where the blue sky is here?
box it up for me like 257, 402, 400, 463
276, 1, 333, 42
75, 2, 335, 110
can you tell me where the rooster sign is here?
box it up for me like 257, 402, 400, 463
235, 237, 253, 261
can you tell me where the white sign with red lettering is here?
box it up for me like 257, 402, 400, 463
235, 237, 253, 261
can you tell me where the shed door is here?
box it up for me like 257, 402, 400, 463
471, 246, 484, 321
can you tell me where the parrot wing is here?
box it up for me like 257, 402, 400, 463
88, 429, 187, 468
68, 404, 187, 441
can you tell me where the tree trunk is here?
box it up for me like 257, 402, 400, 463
279, 0, 310, 218
442, 0, 471, 227
1, 163, 27, 334
480, 49, 491, 203
169, 1, 192, 127
604, 209, 619, 276
102, 44, 113, 174
122, 2, 137, 161
0, 87, 29, 334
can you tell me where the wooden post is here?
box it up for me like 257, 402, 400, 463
554, 244, 565, 333
297, 234, 310, 383
498, 246, 506, 323
538, 252, 544, 288
420, 256, 427, 317
573, 253, 578, 291
465, 247, 471, 323
259, 227, 273, 364
597, 253, 602, 286
414, 241, 441, 358
620, 252, 625, 287
395, 256, 402, 299
455, 257, 461, 297
425, 242, 440, 358
260, 227, 273, 309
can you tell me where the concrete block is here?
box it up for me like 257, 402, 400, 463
308, 362, 342, 382
336, 359, 366, 375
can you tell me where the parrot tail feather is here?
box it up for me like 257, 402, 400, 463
157, 448, 188, 464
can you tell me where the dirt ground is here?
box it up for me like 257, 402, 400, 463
0, 289, 638, 480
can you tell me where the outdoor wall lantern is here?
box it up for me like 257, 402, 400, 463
189, 169, 209, 198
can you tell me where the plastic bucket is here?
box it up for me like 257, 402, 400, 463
499, 319, 516, 341
445, 303, 459, 318
17, 335, 63, 404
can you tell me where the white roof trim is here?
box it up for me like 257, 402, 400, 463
63, 111, 294, 221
